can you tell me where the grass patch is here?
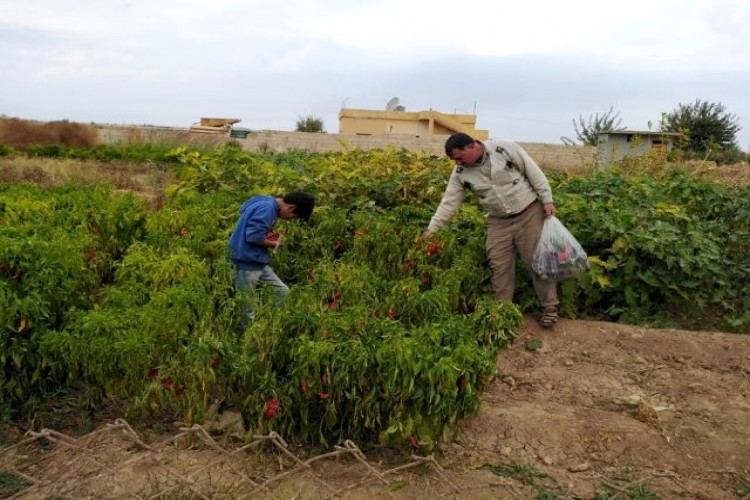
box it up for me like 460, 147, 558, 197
488, 462, 567, 498
488, 461, 664, 499
0, 470, 31, 496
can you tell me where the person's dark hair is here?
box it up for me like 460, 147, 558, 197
283, 191, 315, 221
444, 133, 476, 156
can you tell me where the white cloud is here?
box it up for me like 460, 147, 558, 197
287, 0, 749, 71
1, 0, 748, 145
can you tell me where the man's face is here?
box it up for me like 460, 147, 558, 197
448, 142, 483, 166
279, 204, 298, 220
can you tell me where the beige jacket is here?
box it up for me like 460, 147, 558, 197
427, 139, 554, 233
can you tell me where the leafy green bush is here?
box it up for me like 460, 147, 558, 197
551, 168, 749, 330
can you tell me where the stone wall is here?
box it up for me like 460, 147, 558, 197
96, 126, 596, 171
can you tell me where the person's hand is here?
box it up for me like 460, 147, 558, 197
267, 232, 282, 251
543, 203, 556, 218
419, 229, 434, 243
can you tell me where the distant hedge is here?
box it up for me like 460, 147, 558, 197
0, 117, 98, 149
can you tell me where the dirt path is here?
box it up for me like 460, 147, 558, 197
436, 317, 750, 499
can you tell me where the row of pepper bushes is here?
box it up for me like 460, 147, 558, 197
1, 143, 748, 449
0, 167, 519, 448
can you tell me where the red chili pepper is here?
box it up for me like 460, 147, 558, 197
301, 380, 308, 393
387, 309, 397, 319
426, 242, 442, 256
406, 435, 419, 448
264, 399, 280, 418
402, 259, 414, 275
318, 392, 330, 399
161, 378, 172, 391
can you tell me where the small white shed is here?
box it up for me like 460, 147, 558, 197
597, 130, 681, 167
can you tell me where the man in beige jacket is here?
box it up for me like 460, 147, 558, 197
422, 132, 559, 328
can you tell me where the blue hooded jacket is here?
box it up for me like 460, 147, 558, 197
228, 195, 278, 270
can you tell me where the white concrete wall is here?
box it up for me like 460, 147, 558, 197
96, 125, 596, 171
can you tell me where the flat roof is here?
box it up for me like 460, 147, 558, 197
597, 130, 681, 136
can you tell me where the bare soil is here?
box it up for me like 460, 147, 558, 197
437, 317, 750, 499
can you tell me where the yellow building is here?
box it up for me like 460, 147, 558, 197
338, 108, 489, 140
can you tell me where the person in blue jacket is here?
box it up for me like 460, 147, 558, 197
229, 192, 315, 328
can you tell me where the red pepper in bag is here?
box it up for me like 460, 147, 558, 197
532, 217, 590, 280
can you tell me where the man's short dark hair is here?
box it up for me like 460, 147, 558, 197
444, 133, 477, 156
284, 192, 315, 221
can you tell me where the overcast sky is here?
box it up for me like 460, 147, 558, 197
2, 0, 749, 148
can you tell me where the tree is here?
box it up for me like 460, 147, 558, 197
663, 99, 741, 162
295, 115, 326, 133
572, 107, 625, 146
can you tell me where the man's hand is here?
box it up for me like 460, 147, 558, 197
543, 203, 556, 218
419, 229, 434, 243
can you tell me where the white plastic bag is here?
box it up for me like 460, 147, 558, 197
532, 216, 590, 280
